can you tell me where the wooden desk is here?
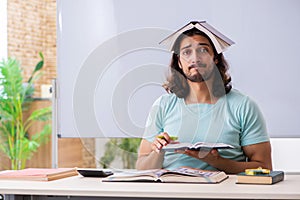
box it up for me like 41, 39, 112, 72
0, 174, 299, 200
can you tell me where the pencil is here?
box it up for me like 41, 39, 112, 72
157, 135, 178, 140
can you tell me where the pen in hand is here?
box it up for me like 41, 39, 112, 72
153, 133, 179, 153
157, 135, 178, 141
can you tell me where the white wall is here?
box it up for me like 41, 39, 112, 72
270, 138, 300, 172
0, 0, 7, 60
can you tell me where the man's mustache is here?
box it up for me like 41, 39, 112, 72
188, 63, 206, 69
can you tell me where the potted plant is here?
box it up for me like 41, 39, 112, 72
0, 53, 52, 170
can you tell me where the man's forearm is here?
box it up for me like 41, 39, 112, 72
136, 151, 165, 170
208, 156, 272, 174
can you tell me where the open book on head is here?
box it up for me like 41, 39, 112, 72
162, 142, 234, 151
102, 166, 228, 184
159, 21, 235, 54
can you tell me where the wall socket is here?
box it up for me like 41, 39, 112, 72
41, 84, 52, 98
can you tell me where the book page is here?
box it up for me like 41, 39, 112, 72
191, 142, 234, 149
161, 143, 192, 151
162, 142, 234, 151
166, 167, 220, 177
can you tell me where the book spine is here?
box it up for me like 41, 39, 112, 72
272, 173, 284, 184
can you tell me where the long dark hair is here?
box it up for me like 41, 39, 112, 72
163, 28, 232, 98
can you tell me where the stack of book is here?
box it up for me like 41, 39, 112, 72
0, 168, 78, 181
236, 170, 284, 185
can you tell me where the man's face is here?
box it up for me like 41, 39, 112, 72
178, 35, 216, 82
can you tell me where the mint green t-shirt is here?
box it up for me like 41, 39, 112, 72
143, 89, 269, 170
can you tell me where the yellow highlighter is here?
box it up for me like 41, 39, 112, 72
157, 135, 178, 141
245, 167, 270, 175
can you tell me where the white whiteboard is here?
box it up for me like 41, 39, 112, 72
57, 0, 300, 138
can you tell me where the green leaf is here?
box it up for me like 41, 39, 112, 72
39, 52, 44, 61
28, 140, 40, 151
0, 58, 23, 99
27, 52, 44, 83
27, 107, 52, 122
31, 124, 51, 144
34, 60, 44, 73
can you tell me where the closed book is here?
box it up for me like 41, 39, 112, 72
236, 171, 284, 185
0, 168, 78, 181
102, 166, 228, 184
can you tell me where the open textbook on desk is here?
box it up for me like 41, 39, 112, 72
102, 167, 228, 183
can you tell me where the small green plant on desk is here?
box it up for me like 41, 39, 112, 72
0, 53, 52, 170
100, 138, 141, 169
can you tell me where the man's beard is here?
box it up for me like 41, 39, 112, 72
186, 73, 205, 82
185, 63, 215, 82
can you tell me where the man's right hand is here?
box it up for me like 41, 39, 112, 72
151, 132, 172, 153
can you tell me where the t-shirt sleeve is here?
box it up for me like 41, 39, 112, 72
142, 96, 165, 142
238, 96, 270, 146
